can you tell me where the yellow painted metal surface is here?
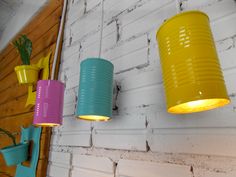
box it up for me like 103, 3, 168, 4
156, 11, 230, 114
25, 52, 51, 108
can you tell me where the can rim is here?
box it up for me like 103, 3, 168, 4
14, 65, 40, 71
81, 58, 114, 68
157, 11, 209, 36
82, 57, 111, 63
37, 79, 65, 87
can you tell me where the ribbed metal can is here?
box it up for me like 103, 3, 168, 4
156, 11, 230, 114
76, 58, 114, 121
33, 80, 65, 126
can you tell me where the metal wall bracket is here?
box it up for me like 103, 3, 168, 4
25, 52, 51, 108
15, 126, 42, 177
112, 80, 121, 115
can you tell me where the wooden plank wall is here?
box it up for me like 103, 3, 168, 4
0, 0, 63, 176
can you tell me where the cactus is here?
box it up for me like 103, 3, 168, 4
13, 35, 32, 65
0, 128, 16, 146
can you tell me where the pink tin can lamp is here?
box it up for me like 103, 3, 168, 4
33, 80, 65, 127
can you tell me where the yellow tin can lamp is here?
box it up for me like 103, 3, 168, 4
156, 11, 230, 114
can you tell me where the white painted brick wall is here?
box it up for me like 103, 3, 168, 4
116, 159, 192, 177
72, 154, 114, 177
49, 0, 236, 177
93, 114, 147, 151
47, 152, 71, 177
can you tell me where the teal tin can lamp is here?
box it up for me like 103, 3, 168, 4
76, 58, 114, 121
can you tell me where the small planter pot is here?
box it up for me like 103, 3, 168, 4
14, 65, 40, 85
0, 142, 29, 166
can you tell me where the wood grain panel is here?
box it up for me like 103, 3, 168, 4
0, 0, 63, 176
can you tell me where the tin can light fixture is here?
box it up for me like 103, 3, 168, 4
156, 11, 230, 114
76, 58, 114, 121
76, 0, 114, 121
33, 0, 67, 126
33, 80, 65, 126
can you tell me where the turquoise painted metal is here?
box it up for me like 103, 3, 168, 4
76, 58, 114, 121
15, 126, 42, 177
0, 143, 28, 166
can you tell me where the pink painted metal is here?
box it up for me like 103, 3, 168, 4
33, 80, 65, 126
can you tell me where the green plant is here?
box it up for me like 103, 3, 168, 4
0, 128, 16, 146
13, 35, 32, 65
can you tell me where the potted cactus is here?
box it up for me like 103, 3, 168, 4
0, 127, 28, 166
14, 35, 39, 85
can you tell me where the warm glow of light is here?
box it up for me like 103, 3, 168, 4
78, 115, 111, 121
168, 98, 230, 114
35, 123, 60, 127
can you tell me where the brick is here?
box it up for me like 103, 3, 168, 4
194, 168, 236, 177
93, 130, 147, 151
211, 13, 236, 41
80, 31, 100, 50
148, 127, 236, 157
219, 47, 236, 70
119, 0, 174, 29
63, 102, 76, 116
53, 117, 91, 147
104, 0, 139, 22
64, 89, 77, 109
112, 47, 149, 74
93, 114, 146, 130
72, 154, 114, 173
216, 38, 234, 53
49, 151, 71, 165
120, 69, 162, 92
116, 159, 191, 177
65, 73, 80, 90
61, 52, 80, 71
71, 7, 101, 42
64, 89, 76, 105
117, 84, 161, 110
71, 155, 114, 177
102, 32, 117, 51
47, 163, 70, 177
101, 21, 118, 50
103, 21, 117, 36
67, 0, 85, 26
103, 35, 148, 60
61, 116, 91, 132
63, 25, 71, 40
61, 43, 80, 61
57, 132, 91, 146
93, 115, 147, 151
50, 133, 59, 145
80, 41, 100, 59
121, 2, 176, 40
182, 0, 217, 9
86, 0, 101, 12
223, 69, 236, 95
185, 0, 236, 21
